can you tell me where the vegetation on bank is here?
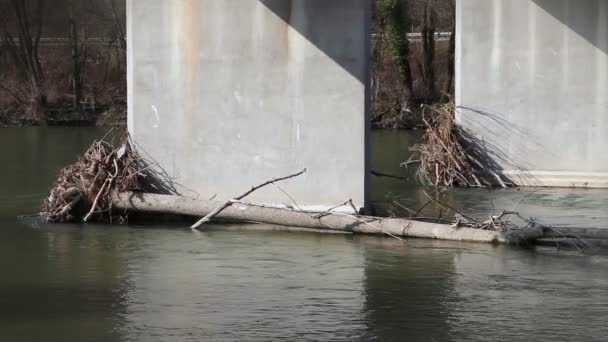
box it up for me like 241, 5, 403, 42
0, 0, 453, 128
0, 0, 126, 127
372, 0, 455, 128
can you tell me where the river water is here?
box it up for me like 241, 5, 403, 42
1, 127, 607, 341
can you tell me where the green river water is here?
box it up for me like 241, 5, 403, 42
0, 127, 607, 341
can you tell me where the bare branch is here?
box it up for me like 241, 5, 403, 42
191, 169, 307, 229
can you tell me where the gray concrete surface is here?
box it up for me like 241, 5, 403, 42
456, 0, 608, 187
127, 0, 371, 207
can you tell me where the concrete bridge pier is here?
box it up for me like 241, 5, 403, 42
127, 0, 371, 208
456, 0, 608, 187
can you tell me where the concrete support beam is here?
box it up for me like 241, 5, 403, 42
127, 0, 371, 207
456, 0, 608, 187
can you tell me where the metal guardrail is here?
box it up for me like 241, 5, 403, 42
1, 38, 124, 46
373, 32, 452, 41
2, 33, 451, 47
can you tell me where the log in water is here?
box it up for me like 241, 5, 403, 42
111, 192, 544, 245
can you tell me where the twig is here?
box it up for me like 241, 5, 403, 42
100, 127, 115, 142
401, 159, 421, 168
83, 179, 109, 222
511, 189, 540, 212
191, 169, 307, 230
348, 200, 359, 214
372, 101, 400, 121
0, 85, 26, 104
371, 170, 409, 181
410, 199, 433, 219
312, 200, 351, 219
392, 201, 418, 216
272, 182, 302, 211
57, 194, 82, 218
84, 151, 122, 223
422, 189, 478, 224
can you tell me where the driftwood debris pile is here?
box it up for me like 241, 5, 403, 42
40, 135, 593, 247
41, 136, 147, 223
405, 101, 512, 188
38, 136, 545, 245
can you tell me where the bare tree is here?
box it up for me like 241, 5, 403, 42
108, 0, 126, 51
68, 0, 88, 114
108, 0, 126, 100
377, 0, 415, 99
1, 0, 47, 124
445, 0, 455, 96
421, 0, 437, 101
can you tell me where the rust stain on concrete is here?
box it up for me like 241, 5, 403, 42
184, 0, 200, 145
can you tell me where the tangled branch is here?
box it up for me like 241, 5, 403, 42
405, 101, 512, 188
41, 135, 148, 223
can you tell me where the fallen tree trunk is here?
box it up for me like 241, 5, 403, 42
111, 192, 544, 245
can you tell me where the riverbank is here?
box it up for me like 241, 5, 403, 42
0, 105, 430, 129
0, 108, 411, 129
0, 106, 126, 127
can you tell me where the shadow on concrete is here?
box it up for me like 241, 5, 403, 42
259, 0, 370, 84
457, 106, 539, 186
533, 0, 607, 55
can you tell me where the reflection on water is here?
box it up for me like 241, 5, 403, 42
362, 243, 454, 341
0, 128, 607, 341
0, 224, 127, 341
448, 246, 608, 341
3, 222, 607, 342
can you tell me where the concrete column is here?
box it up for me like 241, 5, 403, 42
456, 0, 608, 187
127, 0, 371, 207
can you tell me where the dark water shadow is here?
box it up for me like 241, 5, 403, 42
532, 0, 607, 55
360, 245, 455, 341
0, 217, 129, 342
259, 0, 370, 84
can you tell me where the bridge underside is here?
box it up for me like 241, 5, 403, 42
127, 0, 371, 207
457, 0, 608, 188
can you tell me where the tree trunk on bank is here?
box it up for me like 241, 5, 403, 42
2, 0, 47, 125
377, 0, 414, 98
421, 0, 437, 100
69, 1, 84, 114
111, 192, 544, 245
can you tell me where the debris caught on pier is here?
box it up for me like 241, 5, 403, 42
40, 142, 543, 245
40, 133, 594, 248
41, 134, 148, 223
404, 101, 512, 188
